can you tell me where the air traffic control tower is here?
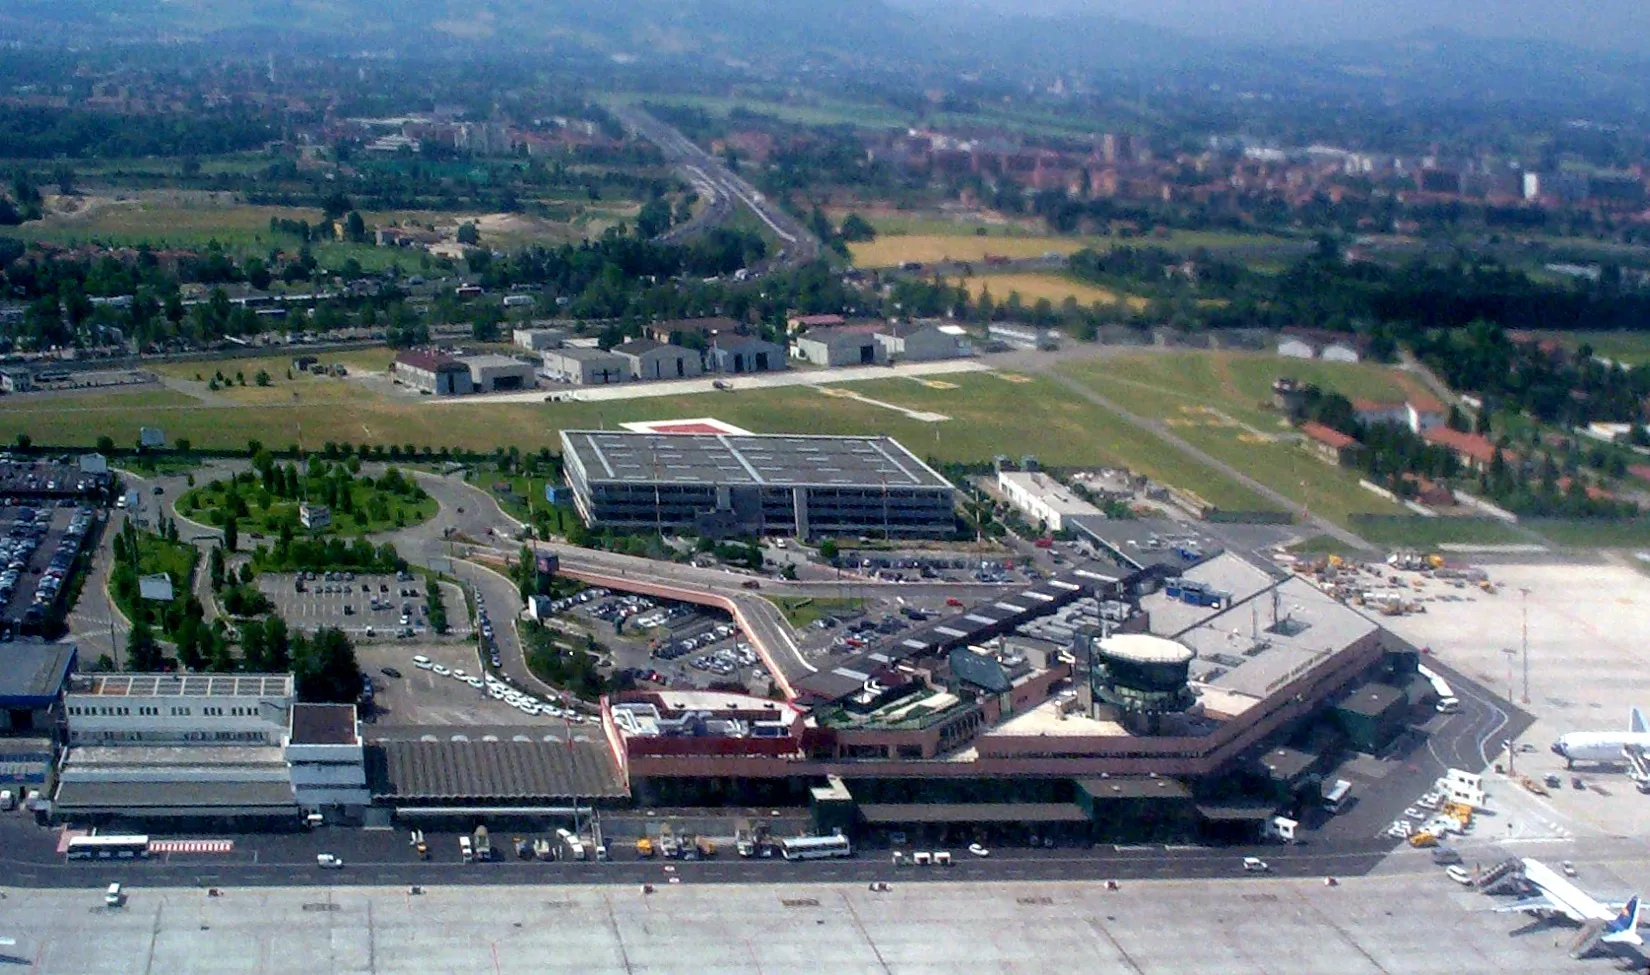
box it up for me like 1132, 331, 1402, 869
1090, 633, 1196, 735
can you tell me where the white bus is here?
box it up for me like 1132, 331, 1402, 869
66, 835, 150, 860
779, 835, 852, 861
1417, 664, 1460, 713
1322, 779, 1353, 815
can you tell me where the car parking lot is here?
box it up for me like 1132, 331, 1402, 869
356, 640, 587, 728
258, 570, 465, 638
0, 503, 96, 630
543, 587, 773, 692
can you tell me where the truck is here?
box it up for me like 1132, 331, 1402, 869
459, 836, 474, 863
556, 827, 586, 861
636, 837, 656, 858
514, 837, 532, 860
533, 838, 552, 861
694, 837, 717, 859
472, 826, 491, 862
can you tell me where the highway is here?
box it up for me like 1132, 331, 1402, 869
610, 103, 821, 266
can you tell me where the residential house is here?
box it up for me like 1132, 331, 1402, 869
1351, 400, 1408, 428
1422, 427, 1510, 471
1405, 396, 1447, 434
706, 335, 785, 375
1300, 422, 1362, 466
874, 321, 968, 362
792, 324, 888, 367
614, 339, 703, 382
645, 317, 740, 345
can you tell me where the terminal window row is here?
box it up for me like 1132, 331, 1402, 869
67, 704, 261, 718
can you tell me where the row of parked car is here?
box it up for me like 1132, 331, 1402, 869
653, 623, 737, 662
1, 505, 93, 622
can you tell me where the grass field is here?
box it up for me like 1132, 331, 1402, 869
1058, 352, 1418, 524
770, 596, 865, 628
0, 365, 1279, 514
1347, 517, 1533, 548
1, 194, 631, 272
156, 351, 398, 408
960, 272, 1149, 311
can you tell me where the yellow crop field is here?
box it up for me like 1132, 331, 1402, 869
847, 235, 1085, 268
960, 273, 1150, 311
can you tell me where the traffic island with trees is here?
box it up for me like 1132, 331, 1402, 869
180, 455, 435, 538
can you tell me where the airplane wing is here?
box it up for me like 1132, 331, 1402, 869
1494, 893, 1575, 920
1517, 859, 1613, 923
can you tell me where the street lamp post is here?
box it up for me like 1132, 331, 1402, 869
1519, 586, 1531, 705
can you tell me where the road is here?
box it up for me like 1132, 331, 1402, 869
610, 103, 821, 266
1037, 367, 1374, 550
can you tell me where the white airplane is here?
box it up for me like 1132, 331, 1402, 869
1551, 707, 1650, 768
1496, 858, 1642, 957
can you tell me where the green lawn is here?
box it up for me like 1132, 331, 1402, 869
770, 596, 865, 628
1058, 353, 1414, 524
1346, 516, 1532, 548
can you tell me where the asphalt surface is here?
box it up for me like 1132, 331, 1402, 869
610, 103, 821, 266
0, 813, 1395, 890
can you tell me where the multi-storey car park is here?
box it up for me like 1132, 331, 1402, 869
560, 430, 957, 539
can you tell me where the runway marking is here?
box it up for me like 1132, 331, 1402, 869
149, 839, 235, 854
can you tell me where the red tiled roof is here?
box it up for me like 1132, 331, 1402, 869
1352, 399, 1404, 413
1301, 421, 1357, 450
1406, 394, 1446, 415
1422, 426, 1505, 465
394, 350, 462, 372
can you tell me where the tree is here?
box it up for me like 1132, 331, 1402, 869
264, 617, 291, 672
839, 213, 876, 243
456, 222, 480, 246
344, 210, 367, 244
223, 516, 239, 553
255, 369, 272, 387
292, 627, 362, 703
95, 435, 115, 454
126, 620, 163, 671
818, 537, 839, 560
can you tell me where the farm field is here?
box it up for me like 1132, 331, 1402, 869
603, 92, 912, 129
848, 227, 1308, 268
960, 272, 1149, 311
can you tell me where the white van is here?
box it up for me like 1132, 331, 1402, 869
105, 883, 122, 907
0, 788, 15, 811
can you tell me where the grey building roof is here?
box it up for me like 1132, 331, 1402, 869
138, 574, 175, 602
290, 703, 358, 745
458, 353, 530, 370
0, 640, 76, 705
367, 738, 626, 801
54, 780, 298, 813
613, 338, 666, 356
948, 647, 1011, 694
561, 431, 952, 490
548, 347, 627, 363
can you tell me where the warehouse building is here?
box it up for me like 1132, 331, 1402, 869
560, 431, 956, 538
706, 335, 786, 374
392, 351, 471, 396
541, 347, 631, 385
874, 321, 969, 362
513, 327, 568, 352
996, 470, 1101, 532
614, 338, 704, 381
458, 353, 536, 393
792, 324, 887, 367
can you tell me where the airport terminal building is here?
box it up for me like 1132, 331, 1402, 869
560, 431, 957, 539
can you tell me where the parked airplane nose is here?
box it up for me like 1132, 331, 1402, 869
1550, 741, 1567, 757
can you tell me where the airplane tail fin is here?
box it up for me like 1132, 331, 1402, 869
1631, 708, 1647, 735
1603, 895, 1643, 945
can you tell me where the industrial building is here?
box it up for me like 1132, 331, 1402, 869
996, 470, 1101, 532
392, 351, 470, 396
560, 430, 957, 539
614, 338, 704, 381
791, 324, 888, 367
541, 347, 631, 385
458, 354, 536, 393
54, 673, 302, 824
285, 703, 370, 819
874, 321, 969, 362
513, 327, 569, 352
706, 335, 785, 374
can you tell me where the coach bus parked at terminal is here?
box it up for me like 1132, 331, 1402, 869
780, 834, 852, 861
67, 835, 150, 860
